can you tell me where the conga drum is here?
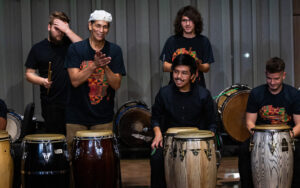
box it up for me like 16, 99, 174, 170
113, 100, 153, 147
173, 131, 217, 188
216, 84, 251, 142
164, 127, 199, 188
21, 134, 69, 188
72, 130, 121, 188
0, 131, 13, 188
250, 125, 294, 188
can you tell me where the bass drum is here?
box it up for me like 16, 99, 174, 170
6, 112, 22, 143
113, 100, 153, 147
216, 84, 251, 142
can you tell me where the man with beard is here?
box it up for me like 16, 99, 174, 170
160, 5, 214, 88
239, 57, 300, 188
25, 11, 81, 134
64, 10, 126, 150
150, 54, 217, 188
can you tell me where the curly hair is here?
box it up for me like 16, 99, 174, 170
266, 57, 285, 73
49, 11, 70, 25
174, 5, 203, 36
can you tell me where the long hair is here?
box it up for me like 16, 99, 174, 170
174, 5, 203, 36
266, 57, 285, 73
172, 54, 197, 75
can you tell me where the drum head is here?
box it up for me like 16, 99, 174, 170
222, 90, 250, 142
114, 101, 153, 147
24, 134, 65, 141
166, 127, 199, 135
174, 131, 214, 139
6, 112, 22, 143
75, 130, 113, 137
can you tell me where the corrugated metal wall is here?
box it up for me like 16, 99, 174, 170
0, 0, 294, 120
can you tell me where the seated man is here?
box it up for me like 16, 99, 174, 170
240, 57, 300, 188
150, 54, 217, 188
0, 99, 8, 130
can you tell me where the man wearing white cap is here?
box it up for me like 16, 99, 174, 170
64, 10, 126, 148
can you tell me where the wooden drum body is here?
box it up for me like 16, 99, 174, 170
250, 125, 294, 188
173, 131, 217, 188
72, 130, 121, 188
21, 134, 70, 188
164, 127, 199, 188
0, 132, 13, 188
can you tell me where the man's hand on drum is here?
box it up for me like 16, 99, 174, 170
151, 133, 163, 149
94, 51, 111, 68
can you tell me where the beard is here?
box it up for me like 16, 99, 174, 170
49, 31, 64, 45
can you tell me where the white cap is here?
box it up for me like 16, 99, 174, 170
88, 10, 112, 22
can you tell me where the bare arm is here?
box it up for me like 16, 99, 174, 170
103, 66, 122, 90
0, 117, 6, 130
293, 114, 300, 137
67, 64, 97, 88
151, 126, 163, 149
53, 19, 82, 43
163, 61, 210, 73
25, 68, 52, 88
246, 112, 257, 134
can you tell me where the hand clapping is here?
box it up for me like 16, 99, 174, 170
94, 51, 111, 68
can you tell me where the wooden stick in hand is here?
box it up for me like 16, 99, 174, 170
47, 62, 52, 95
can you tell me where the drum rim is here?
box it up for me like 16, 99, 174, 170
174, 131, 214, 139
75, 130, 113, 137
23, 134, 66, 141
215, 84, 251, 104
252, 125, 291, 131
74, 135, 113, 140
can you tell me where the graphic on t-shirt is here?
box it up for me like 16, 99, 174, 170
259, 105, 291, 124
80, 61, 109, 105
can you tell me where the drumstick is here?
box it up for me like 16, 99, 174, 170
47, 62, 52, 95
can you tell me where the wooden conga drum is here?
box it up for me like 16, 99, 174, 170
164, 127, 199, 188
21, 134, 70, 188
250, 125, 294, 188
173, 131, 217, 188
72, 130, 121, 188
0, 131, 13, 188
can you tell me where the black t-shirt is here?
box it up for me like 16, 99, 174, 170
246, 84, 300, 127
151, 83, 217, 133
0, 99, 7, 119
64, 39, 126, 125
25, 38, 71, 104
159, 34, 214, 88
